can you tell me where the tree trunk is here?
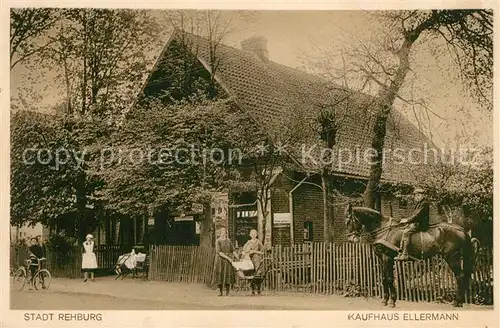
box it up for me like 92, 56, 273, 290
363, 36, 415, 209
81, 11, 88, 115
257, 200, 265, 243
76, 186, 87, 242
262, 208, 270, 247
16, 223, 20, 242
199, 202, 213, 249
257, 190, 271, 246
363, 109, 390, 209
321, 175, 331, 242
61, 52, 72, 115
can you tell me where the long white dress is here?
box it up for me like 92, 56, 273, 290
81, 241, 98, 272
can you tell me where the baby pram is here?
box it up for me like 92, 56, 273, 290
223, 253, 274, 294
113, 251, 148, 280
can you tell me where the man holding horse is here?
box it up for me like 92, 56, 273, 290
394, 187, 430, 261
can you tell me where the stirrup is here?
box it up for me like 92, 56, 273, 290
395, 253, 409, 261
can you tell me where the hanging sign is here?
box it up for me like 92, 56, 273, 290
174, 215, 194, 222
273, 213, 291, 227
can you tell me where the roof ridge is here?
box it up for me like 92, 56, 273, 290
179, 30, 332, 84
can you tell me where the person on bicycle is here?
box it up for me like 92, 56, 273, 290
28, 237, 44, 288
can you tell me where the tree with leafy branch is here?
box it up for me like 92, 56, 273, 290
311, 10, 492, 210
137, 13, 288, 245
46, 8, 162, 117
98, 96, 284, 246
10, 110, 109, 239
10, 8, 61, 70
10, 8, 162, 241
415, 146, 492, 229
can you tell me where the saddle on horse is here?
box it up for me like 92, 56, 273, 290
395, 198, 430, 261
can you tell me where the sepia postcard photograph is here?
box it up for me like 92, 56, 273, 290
1, 2, 497, 328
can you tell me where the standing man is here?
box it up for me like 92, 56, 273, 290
28, 237, 45, 288
395, 187, 430, 261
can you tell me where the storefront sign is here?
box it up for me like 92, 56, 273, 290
273, 213, 291, 227
174, 215, 194, 222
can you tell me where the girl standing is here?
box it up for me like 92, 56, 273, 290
81, 234, 98, 282
213, 227, 237, 296
242, 229, 265, 295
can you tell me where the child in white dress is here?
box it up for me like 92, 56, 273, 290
81, 234, 98, 282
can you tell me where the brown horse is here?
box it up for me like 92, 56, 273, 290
344, 204, 475, 308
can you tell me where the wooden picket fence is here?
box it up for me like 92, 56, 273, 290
148, 245, 215, 285
146, 242, 493, 305
264, 243, 493, 305
10, 241, 493, 305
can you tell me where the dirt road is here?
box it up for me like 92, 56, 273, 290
9, 277, 493, 311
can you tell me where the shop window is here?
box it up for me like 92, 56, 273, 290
303, 221, 313, 242
235, 207, 258, 248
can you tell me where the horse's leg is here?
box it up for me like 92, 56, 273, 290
445, 254, 465, 307
381, 256, 397, 308
379, 256, 389, 306
387, 258, 397, 307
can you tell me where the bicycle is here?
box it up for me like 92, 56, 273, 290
12, 258, 52, 291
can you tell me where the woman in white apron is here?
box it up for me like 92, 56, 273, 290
81, 234, 98, 282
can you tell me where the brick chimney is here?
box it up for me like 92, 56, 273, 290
241, 36, 269, 62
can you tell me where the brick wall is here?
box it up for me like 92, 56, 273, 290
293, 183, 324, 243
268, 172, 469, 246
272, 227, 291, 245
271, 187, 291, 245
271, 187, 290, 213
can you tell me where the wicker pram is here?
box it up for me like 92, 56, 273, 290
221, 253, 274, 294
113, 251, 148, 280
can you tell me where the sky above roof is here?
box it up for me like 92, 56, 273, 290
10, 10, 492, 150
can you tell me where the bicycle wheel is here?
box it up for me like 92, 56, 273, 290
12, 267, 27, 291
34, 269, 51, 291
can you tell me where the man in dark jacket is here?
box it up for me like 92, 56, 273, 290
395, 188, 430, 261
28, 237, 45, 288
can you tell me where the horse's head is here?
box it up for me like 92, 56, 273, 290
345, 205, 384, 242
345, 203, 362, 243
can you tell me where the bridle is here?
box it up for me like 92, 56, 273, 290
345, 206, 398, 240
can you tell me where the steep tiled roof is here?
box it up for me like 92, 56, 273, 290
150, 32, 436, 184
